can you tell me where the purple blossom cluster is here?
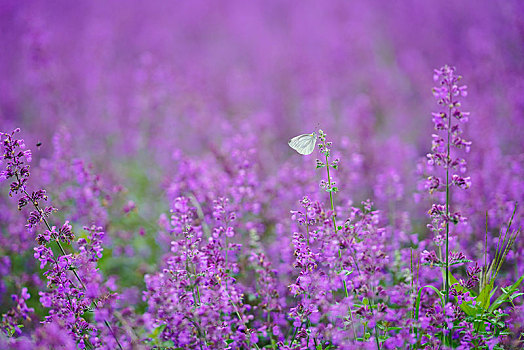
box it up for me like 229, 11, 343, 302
1, 130, 125, 349
143, 196, 259, 349
1, 2, 524, 349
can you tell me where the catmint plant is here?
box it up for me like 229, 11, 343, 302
0, 129, 124, 349
418, 65, 474, 347
143, 196, 257, 349
425, 65, 471, 301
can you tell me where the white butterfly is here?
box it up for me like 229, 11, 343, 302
288, 132, 317, 155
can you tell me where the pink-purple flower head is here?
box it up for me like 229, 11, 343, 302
433, 65, 467, 102
1, 128, 33, 196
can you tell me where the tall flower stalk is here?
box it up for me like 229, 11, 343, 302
424, 66, 471, 345
316, 130, 360, 342
317, 130, 342, 274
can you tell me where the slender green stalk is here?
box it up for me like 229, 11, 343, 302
181, 231, 207, 347
223, 221, 259, 349
185, 234, 201, 306
184, 316, 206, 350
289, 322, 303, 346
225, 235, 229, 288
444, 103, 452, 307
442, 100, 453, 347
324, 152, 358, 341
267, 311, 277, 350
305, 204, 310, 247
369, 287, 381, 350
193, 263, 201, 305
485, 212, 488, 272
410, 249, 415, 350
492, 204, 517, 281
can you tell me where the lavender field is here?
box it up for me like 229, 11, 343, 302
1, 1, 524, 349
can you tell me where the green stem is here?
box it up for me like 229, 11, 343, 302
289, 322, 302, 346
444, 97, 453, 347
445, 103, 451, 307
223, 221, 259, 349
305, 205, 310, 247
225, 235, 229, 287
267, 311, 277, 350
185, 237, 201, 306
193, 264, 201, 305
325, 153, 358, 341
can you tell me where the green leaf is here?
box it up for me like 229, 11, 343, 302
450, 259, 473, 266
341, 269, 353, 276
490, 286, 499, 300
150, 324, 167, 339
422, 262, 445, 267
448, 271, 475, 296
510, 292, 524, 302
414, 285, 444, 321
488, 272, 524, 313
457, 300, 477, 317
477, 280, 494, 310
7, 324, 24, 337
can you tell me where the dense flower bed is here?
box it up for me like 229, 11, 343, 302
1, 1, 523, 349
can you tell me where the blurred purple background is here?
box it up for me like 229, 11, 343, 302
2, 0, 523, 155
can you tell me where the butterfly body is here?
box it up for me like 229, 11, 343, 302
288, 132, 317, 155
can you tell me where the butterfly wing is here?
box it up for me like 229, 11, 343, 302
288, 133, 317, 155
